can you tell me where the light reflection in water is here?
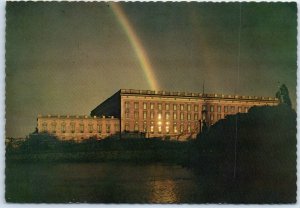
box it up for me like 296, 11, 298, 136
149, 179, 177, 203
6, 163, 204, 203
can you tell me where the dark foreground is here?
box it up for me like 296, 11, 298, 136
6, 104, 297, 203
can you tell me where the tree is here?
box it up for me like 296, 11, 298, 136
276, 84, 292, 107
202, 121, 208, 134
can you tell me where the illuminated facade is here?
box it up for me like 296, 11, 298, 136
91, 89, 279, 140
37, 89, 279, 141
37, 115, 119, 141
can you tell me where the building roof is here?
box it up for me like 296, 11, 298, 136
120, 89, 279, 102
37, 114, 118, 119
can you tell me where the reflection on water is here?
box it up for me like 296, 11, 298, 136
6, 162, 203, 203
149, 179, 177, 203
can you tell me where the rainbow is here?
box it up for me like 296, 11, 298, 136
110, 3, 160, 90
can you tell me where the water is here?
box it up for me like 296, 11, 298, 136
6, 162, 206, 203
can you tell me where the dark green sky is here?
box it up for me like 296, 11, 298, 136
6, 2, 297, 138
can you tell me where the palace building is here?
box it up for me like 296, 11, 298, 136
37, 114, 119, 141
37, 89, 279, 141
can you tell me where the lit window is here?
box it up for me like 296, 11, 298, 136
194, 105, 198, 112
125, 112, 130, 119
150, 111, 154, 119
158, 125, 162, 133
173, 104, 177, 111
173, 112, 177, 120
180, 113, 184, 120
210, 106, 214, 112
187, 104, 191, 111
180, 104, 184, 111
224, 106, 228, 113
71, 123, 75, 133
173, 123, 178, 133
231, 106, 235, 113
202, 105, 207, 111
202, 113, 206, 120
187, 113, 191, 120
217, 114, 221, 120
143, 122, 147, 132
143, 111, 147, 120
158, 103, 162, 110
143, 102, 147, 110
150, 103, 154, 110
158, 113, 162, 120
134, 122, 139, 131
165, 103, 170, 111
80, 124, 84, 133
88, 124, 93, 133
238, 107, 242, 113
106, 124, 111, 133
63, 123, 69, 133
245, 107, 249, 113
125, 123, 129, 131
97, 124, 102, 133
180, 125, 184, 133
51, 122, 57, 133
187, 125, 191, 133
134, 102, 139, 110
166, 125, 170, 134
42, 123, 47, 132
150, 122, 154, 133
210, 114, 214, 121
134, 111, 139, 119
165, 112, 170, 120
217, 106, 221, 113
194, 113, 198, 120
125, 102, 130, 109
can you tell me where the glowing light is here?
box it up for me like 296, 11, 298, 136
110, 3, 160, 90
158, 121, 162, 125
158, 113, 162, 120
166, 113, 170, 120
149, 179, 177, 203
166, 126, 169, 133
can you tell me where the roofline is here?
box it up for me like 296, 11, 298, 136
119, 89, 279, 102
37, 114, 118, 119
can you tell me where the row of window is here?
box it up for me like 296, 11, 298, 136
124, 121, 198, 134
125, 111, 228, 121
125, 101, 250, 113
126, 102, 198, 111
41, 123, 119, 134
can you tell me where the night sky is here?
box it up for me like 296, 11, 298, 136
6, 2, 297, 138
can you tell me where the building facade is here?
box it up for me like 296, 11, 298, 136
37, 115, 119, 141
91, 89, 279, 140
37, 89, 279, 141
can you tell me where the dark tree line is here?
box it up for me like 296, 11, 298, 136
188, 102, 296, 203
